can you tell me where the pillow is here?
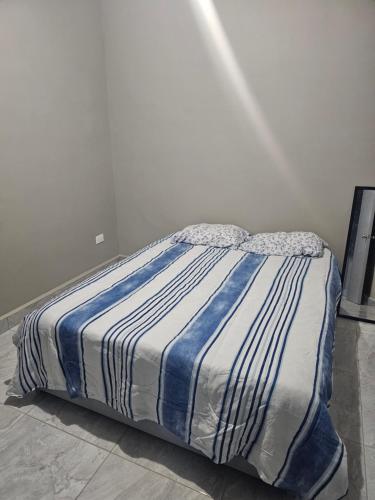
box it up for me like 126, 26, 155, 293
172, 223, 249, 248
239, 232, 325, 257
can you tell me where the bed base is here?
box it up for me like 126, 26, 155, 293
44, 389, 259, 479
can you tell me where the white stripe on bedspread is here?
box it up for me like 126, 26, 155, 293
9, 236, 347, 500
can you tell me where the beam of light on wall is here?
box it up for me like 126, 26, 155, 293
188, 0, 314, 214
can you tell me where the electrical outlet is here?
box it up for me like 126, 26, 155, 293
95, 233, 104, 245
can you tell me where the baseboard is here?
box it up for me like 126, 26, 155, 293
0, 254, 125, 334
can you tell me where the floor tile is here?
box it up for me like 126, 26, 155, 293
358, 323, 375, 448
365, 445, 375, 500
359, 375, 375, 448
113, 425, 225, 497
330, 326, 363, 445
0, 405, 24, 433
333, 319, 359, 373
4, 391, 46, 413
329, 403, 362, 445
358, 330, 375, 380
331, 367, 361, 415
0, 413, 108, 500
78, 453, 208, 500
345, 439, 367, 500
221, 467, 294, 499
29, 393, 127, 451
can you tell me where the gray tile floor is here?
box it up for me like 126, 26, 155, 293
0, 318, 374, 499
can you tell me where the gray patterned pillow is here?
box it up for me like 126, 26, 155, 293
172, 223, 249, 248
240, 232, 325, 257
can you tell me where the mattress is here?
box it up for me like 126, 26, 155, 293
9, 235, 348, 499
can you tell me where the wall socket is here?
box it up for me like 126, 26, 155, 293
95, 233, 104, 245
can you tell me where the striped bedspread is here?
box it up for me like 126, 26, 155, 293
10, 235, 348, 499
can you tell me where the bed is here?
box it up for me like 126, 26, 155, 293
9, 233, 348, 499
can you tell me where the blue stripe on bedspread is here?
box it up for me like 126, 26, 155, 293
282, 403, 342, 498
211, 257, 310, 465
102, 247, 227, 413
274, 255, 343, 498
12, 237, 347, 499
159, 253, 265, 440
18, 234, 171, 394
124, 248, 228, 418
57, 243, 190, 398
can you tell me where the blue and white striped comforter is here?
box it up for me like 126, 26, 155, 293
10, 236, 348, 499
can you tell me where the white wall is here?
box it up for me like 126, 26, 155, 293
1, 0, 375, 315
0, 0, 118, 315
102, 0, 375, 264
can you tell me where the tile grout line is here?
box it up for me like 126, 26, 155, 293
1, 403, 35, 418
0, 405, 28, 432
108, 447, 211, 498
10, 408, 120, 454
74, 450, 112, 499
106, 420, 128, 453
4, 392, 47, 417
4, 383, 215, 497
5, 395, 211, 496
5, 399, 213, 497
75, 449, 211, 499
5, 398, 211, 497
5, 402, 212, 498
